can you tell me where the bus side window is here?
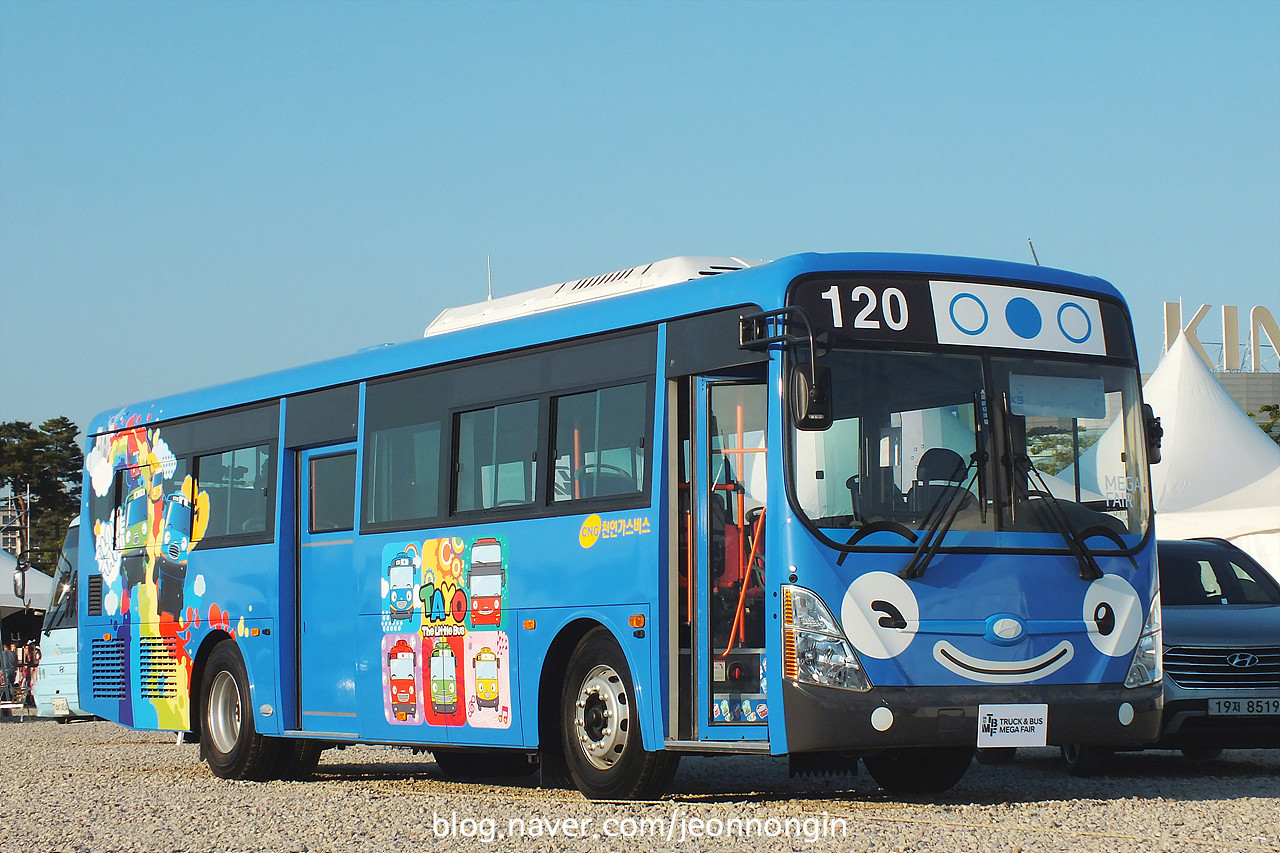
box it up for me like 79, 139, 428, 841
552, 382, 647, 502
195, 444, 274, 540
455, 400, 539, 512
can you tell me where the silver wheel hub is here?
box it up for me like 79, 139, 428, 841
207, 670, 242, 754
573, 664, 629, 770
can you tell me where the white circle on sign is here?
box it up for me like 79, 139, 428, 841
871, 707, 894, 732
949, 293, 989, 335
1057, 302, 1092, 344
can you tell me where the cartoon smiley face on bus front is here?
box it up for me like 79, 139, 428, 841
839, 571, 1147, 684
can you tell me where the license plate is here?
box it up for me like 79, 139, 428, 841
1207, 697, 1280, 716
977, 703, 1048, 748
52, 697, 69, 715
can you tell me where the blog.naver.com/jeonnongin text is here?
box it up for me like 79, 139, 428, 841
430, 808, 848, 844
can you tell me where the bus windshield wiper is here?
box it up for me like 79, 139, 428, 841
1015, 455, 1104, 580
899, 453, 982, 580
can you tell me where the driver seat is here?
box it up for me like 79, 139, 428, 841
907, 448, 972, 517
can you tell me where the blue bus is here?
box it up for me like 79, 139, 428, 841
77, 253, 1163, 797
34, 520, 92, 720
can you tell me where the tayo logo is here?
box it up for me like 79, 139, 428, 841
579, 514, 602, 549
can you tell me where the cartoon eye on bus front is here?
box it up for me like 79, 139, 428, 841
467, 538, 504, 627
472, 646, 501, 710
387, 549, 416, 619
387, 638, 417, 721
155, 492, 193, 617
429, 640, 458, 714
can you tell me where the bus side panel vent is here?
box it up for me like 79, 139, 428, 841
90, 638, 128, 700
87, 574, 104, 616
139, 638, 180, 699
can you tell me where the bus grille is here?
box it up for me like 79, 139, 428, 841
90, 638, 127, 699
87, 574, 103, 616
139, 638, 180, 699
1164, 645, 1280, 689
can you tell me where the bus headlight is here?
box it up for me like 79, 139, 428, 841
1124, 597, 1162, 688
783, 585, 871, 692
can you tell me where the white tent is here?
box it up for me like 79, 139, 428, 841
1144, 335, 1280, 578
0, 549, 54, 619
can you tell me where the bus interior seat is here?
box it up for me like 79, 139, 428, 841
907, 447, 973, 517
709, 490, 731, 584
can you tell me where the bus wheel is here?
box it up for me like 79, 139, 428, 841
200, 642, 278, 781
560, 628, 678, 800
863, 746, 974, 794
1059, 743, 1114, 777
273, 738, 324, 780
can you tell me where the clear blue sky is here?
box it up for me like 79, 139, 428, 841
2, 0, 1277, 435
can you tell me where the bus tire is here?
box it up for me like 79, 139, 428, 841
560, 627, 678, 800
863, 746, 974, 793
1059, 743, 1114, 777
272, 738, 324, 780
200, 641, 278, 781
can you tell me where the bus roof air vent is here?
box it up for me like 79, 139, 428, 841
424, 256, 767, 336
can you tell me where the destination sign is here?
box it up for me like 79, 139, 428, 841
790, 277, 1108, 356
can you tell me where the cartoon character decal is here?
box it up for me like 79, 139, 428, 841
119, 482, 151, 588
428, 638, 461, 717
155, 492, 193, 618
386, 546, 418, 621
467, 538, 505, 628
464, 631, 511, 728
83, 417, 217, 732
379, 535, 512, 731
839, 570, 1149, 685
472, 646, 500, 709
383, 634, 422, 724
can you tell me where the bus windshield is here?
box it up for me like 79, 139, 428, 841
791, 348, 1150, 540
44, 525, 80, 631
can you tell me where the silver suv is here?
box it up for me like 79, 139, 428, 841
1155, 538, 1280, 754
1058, 538, 1280, 776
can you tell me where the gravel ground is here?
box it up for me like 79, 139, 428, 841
0, 718, 1275, 853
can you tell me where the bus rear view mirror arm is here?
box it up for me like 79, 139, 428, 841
740, 307, 832, 430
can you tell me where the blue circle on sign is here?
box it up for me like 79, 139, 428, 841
949, 293, 988, 336
1057, 302, 1092, 343
1005, 297, 1042, 339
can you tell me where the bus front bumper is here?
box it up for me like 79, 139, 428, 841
782, 680, 1163, 753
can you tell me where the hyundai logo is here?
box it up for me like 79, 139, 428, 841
1226, 652, 1260, 669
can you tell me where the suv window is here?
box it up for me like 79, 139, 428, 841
1159, 543, 1280, 605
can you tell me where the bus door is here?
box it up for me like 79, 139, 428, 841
296, 444, 359, 733
687, 376, 769, 739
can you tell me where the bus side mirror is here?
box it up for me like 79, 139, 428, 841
791, 364, 833, 431
1143, 403, 1162, 465
12, 568, 25, 600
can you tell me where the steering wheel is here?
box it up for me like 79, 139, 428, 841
574, 463, 634, 480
